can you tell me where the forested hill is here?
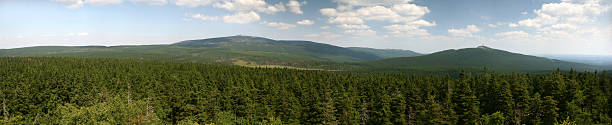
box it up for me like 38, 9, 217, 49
0, 36, 390, 66
1, 57, 611, 124
0, 36, 607, 73
346, 47, 423, 58
171, 36, 382, 61
366, 46, 600, 72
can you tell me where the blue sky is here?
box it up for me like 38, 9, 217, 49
0, 0, 610, 55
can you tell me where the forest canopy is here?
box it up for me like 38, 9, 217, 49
1, 57, 610, 125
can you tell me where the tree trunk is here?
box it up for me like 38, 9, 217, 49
33, 113, 40, 125
3, 98, 8, 121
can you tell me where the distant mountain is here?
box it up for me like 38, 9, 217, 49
347, 47, 423, 58
0, 36, 393, 69
2, 36, 604, 73
366, 46, 601, 72
171, 36, 380, 62
541, 54, 612, 66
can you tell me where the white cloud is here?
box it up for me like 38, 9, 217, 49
305, 33, 320, 37
408, 19, 436, 27
337, 24, 369, 29
174, 0, 307, 15
384, 24, 419, 31
307, 32, 342, 40
541, 2, 606, 18
213, 0, 286, 14
448, 25, 481, 37
67, 32, 89, 36
488, 24, 498, 28
384, 21, 434, 31
222, 11, 260, 24
322, 32, 342, 39
51, 0, 84, 9
286, 0, 305, 14
495, 31, 528, 38
384, 20, 435, 37
85, 0, 123, 6
320, 8, 338, 16
344, 29, 376, 36
493, 0, 611, 55
334, 0, 413, 6
391, 4, 430, 18
490, 26, 612, 55
320, 3, 429, 24
550, 23, 578, 30
488, 22, 508, 28
511, 0, 610, 47
360, 4, 427, 23
466, 25, 481, 32
320, 1, 432, 38
521, 11, 528, 15
386, 28, 429, 37
53, 0, 166, 8
261, 21, 296, 30
517, 0, 608, 28
130, 0, 167, 5
536, 24, 580, 36
40, 34, 57, 37
296, 20, 314, 25
175, 0, 221, 7
189, 13, 219, 21
356, 6, 405, 22
480, 16, 490, 20
327, 16, 365, 24
320, 26, 331, 30
518, 11, 559, 28
508, 23, 518, 27
77, 32, 89, 36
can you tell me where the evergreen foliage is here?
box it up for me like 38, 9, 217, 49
1, 57, 611, 124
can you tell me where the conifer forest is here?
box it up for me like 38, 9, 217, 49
1, 57, 611, 125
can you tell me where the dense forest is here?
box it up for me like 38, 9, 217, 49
1, 57, 611, 125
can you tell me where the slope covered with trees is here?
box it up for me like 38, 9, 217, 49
1, 37, 607, 73
366, 46, 601, 73
0, 36, 384, 67
1, 57, 611, 124
347, 47, 423, 58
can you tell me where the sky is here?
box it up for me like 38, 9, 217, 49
0, 0, 611, 55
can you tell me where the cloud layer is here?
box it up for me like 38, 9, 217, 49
44, 0, 612, 54
448, 25, 480, 37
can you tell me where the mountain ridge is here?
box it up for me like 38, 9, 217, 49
0, 36, 606, 73
347, 47, 423, 58
0, 36, 415, 70
366, 46, 601, 72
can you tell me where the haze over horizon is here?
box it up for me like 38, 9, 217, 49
1, 0, 611, 55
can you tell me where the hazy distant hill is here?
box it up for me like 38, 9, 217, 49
347, 47, 423, 58
366, 46, 601, 72
541, 54, 612, 66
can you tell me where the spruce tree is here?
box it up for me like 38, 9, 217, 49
452, 71, 480, 125
542, 96, 559, 125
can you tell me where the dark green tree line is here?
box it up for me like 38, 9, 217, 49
0, 57, 610, 125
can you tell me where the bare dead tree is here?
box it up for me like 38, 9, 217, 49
360, 102, 368, 125
145, 96, 152, 122
32, 113, 40, 125
407, 106, 416, 125
3, 98, 8, 121
127, 80, 132, 105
